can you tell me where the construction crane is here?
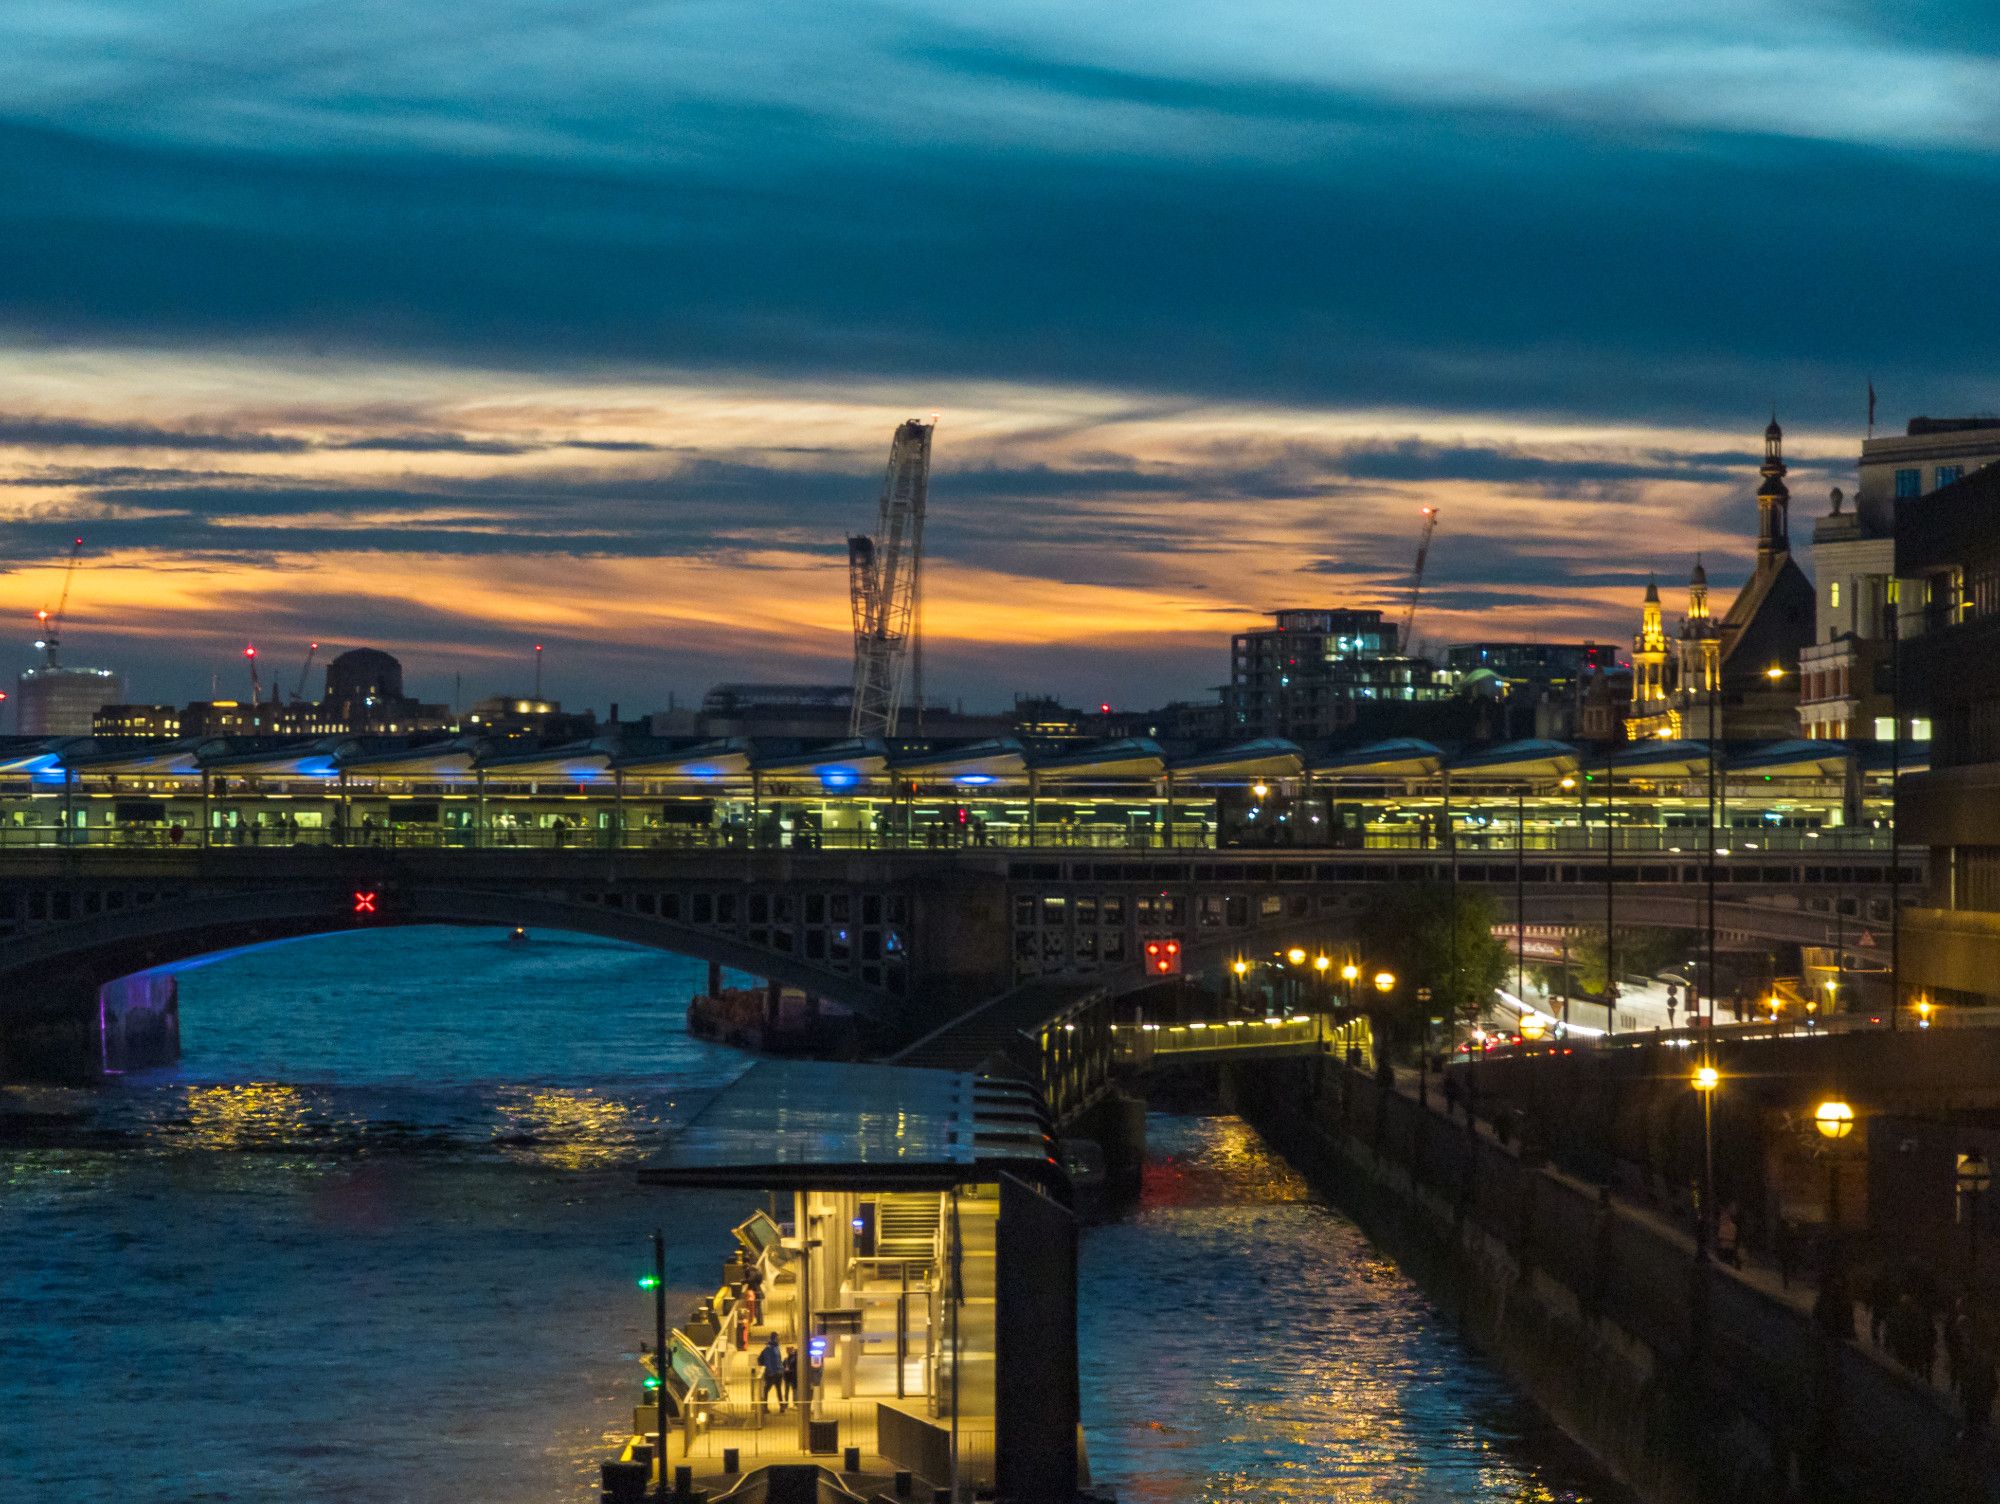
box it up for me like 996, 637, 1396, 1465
1398, 506, 1439, 655
244, 644, 263, 706
847, 418, 936, 738
33, 538, 84, 669
293, 642, 320, 701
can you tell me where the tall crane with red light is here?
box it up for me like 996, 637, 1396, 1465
244, 644, 263, 706
33, 538, 85, 669
294, 642, 320, 701
847, 418, 936, 737
1399, 506, 1439, 655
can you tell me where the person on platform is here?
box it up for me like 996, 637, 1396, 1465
782, 1344, 799, 1409
757, 1333, 785, 1412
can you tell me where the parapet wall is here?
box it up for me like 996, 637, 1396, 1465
1234, 1057, 1995, 1504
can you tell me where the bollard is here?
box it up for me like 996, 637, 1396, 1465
894, 1469, 913, 1497
674, 1463, 693, 1498
933, 1489, 952, 1504
723, 1447, 740, 1474
843, 1444, 861, 1473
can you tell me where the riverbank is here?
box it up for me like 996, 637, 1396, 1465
1231, 1055, 1999, 1504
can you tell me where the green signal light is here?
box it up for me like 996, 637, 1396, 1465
642, 1375, 662, 1391
637, 1275, 660, 1290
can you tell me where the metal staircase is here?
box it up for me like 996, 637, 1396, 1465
874, 1192, 940, 1263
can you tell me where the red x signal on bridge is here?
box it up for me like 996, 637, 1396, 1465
353, 891, 378, 914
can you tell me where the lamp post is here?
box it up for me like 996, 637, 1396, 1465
1815, 1099, 1855, 1283
1313, 952, 1331, 1013
1959, 1150, 1991, 1294
640, 1230, 668, 1500
1693, 1066, 1720, 1251
1373, 968, 1397, 1081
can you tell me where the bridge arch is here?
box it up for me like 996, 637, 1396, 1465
0, 883, 899, 1081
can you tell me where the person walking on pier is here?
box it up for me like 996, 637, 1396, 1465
782, 1344, 799, 1410
758, 1333, 785, 1412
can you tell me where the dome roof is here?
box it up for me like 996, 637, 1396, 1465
1757, 474, 1790, 498
1690, 555, 1707, 585
328, 647, 399, 668
1765, 417, 1783, 439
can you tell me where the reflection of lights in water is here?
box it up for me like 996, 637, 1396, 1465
493, 1089, 639, 1169
179, 1084, 312, 1149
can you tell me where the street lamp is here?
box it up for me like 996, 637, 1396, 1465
1374, 970, 1397, 994
1815, 1099, 1855, 1298
1693, 1065, 1719, 1250
1286, 947, 1306, 966
1959, 1150, 1991, 1292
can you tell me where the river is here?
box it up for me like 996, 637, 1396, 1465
1, 927, 1625, 1502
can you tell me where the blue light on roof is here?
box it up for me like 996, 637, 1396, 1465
681, 765, 722, 779
955, 774, 996, 786
820, 770, 860, 790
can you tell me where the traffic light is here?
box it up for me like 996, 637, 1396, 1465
1144, 939, 1183, 976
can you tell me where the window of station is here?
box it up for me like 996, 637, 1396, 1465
1895, 467, 1922, 499
1937, 464, 1964, 487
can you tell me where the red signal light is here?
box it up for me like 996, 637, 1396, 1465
353, 891, 378, 914
1143, 939, 1183, 976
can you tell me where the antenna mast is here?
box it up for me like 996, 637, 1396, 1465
847, 418, 935, 737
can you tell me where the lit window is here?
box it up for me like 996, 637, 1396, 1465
1912, 717, 1933, 740
1894, 468, 1921, 499
1874, 716, 1895, 740
1936, 465, 1964, 488
1829, 581, 1840, 608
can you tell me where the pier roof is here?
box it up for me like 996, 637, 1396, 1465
638, 1059, 1053, 1192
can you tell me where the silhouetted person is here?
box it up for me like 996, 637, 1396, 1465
757, 1333, 785, 1412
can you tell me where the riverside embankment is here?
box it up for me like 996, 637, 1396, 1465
1231, 1054, 2000, 1504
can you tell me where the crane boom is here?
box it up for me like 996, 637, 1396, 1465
847, 419, 935, 738
294, 642, 320, 701
1399, 506, 1438, 655
34, 538, 84, 669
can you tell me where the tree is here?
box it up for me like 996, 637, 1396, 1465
1354, 881, 1508, 1049
1569, 926, 1684, 996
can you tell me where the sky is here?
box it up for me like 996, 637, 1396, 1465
0, 1, 1995, 717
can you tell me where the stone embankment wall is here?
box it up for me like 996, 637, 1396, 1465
1234, 1057, 1997, 1504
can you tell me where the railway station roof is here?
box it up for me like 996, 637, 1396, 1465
1444, 739, 1582, 780
637, 1059, 1055, 1192
1309, 738, 1446, 778
1167, 738, 1306, 780
612, 738, 753, 779
889, 738, 1029, 783
475, 738, 614, 781
1030, 737, 1168, 782
1726, 739, 1854, 779
198, 738, 349, 779
339, 739, 480, 779
751, 738, 889, 785
57, 737, 210, 777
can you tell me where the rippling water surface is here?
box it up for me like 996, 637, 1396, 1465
4, 927, 1625, 1502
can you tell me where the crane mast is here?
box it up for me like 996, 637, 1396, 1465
34, 538, 84, 669
294, 642, 320, 701
847, 419, 935, 738
1399, 506, 1439, 655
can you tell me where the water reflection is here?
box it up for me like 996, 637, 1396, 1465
1079, 1114, 1623, 1504
493, 1088, 645, 1170
177, 1083, 314, 1150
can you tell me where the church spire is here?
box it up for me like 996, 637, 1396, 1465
1756, 416, 1790, 559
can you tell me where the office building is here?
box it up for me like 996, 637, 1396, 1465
1897, 460, 2000, 1007
1799, 418, 1999, 741
1226, 608, 1448, 740
15, 665, 125, 735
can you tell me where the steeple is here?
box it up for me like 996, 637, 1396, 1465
1757, 416, 1790, 559
1632, 574, 1669, 708
1687, 553, 1709, 619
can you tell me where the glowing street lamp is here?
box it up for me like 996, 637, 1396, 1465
1815, 1100, 1854, 1140
1340, 963, 1359, 983
1693, 1064, 1720, 1248
1313, 955, 1330, 973
1286, 947, 1306, 966
1373, 970, 1397, 994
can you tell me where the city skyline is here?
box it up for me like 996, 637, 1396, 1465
0, 1, 1990, 711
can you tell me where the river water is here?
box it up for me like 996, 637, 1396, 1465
1, 928, 1625, 1502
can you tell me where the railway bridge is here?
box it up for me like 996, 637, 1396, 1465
0, 844, 1919, 1079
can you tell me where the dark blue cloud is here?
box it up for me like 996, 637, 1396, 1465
2, 58, 1997, 427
